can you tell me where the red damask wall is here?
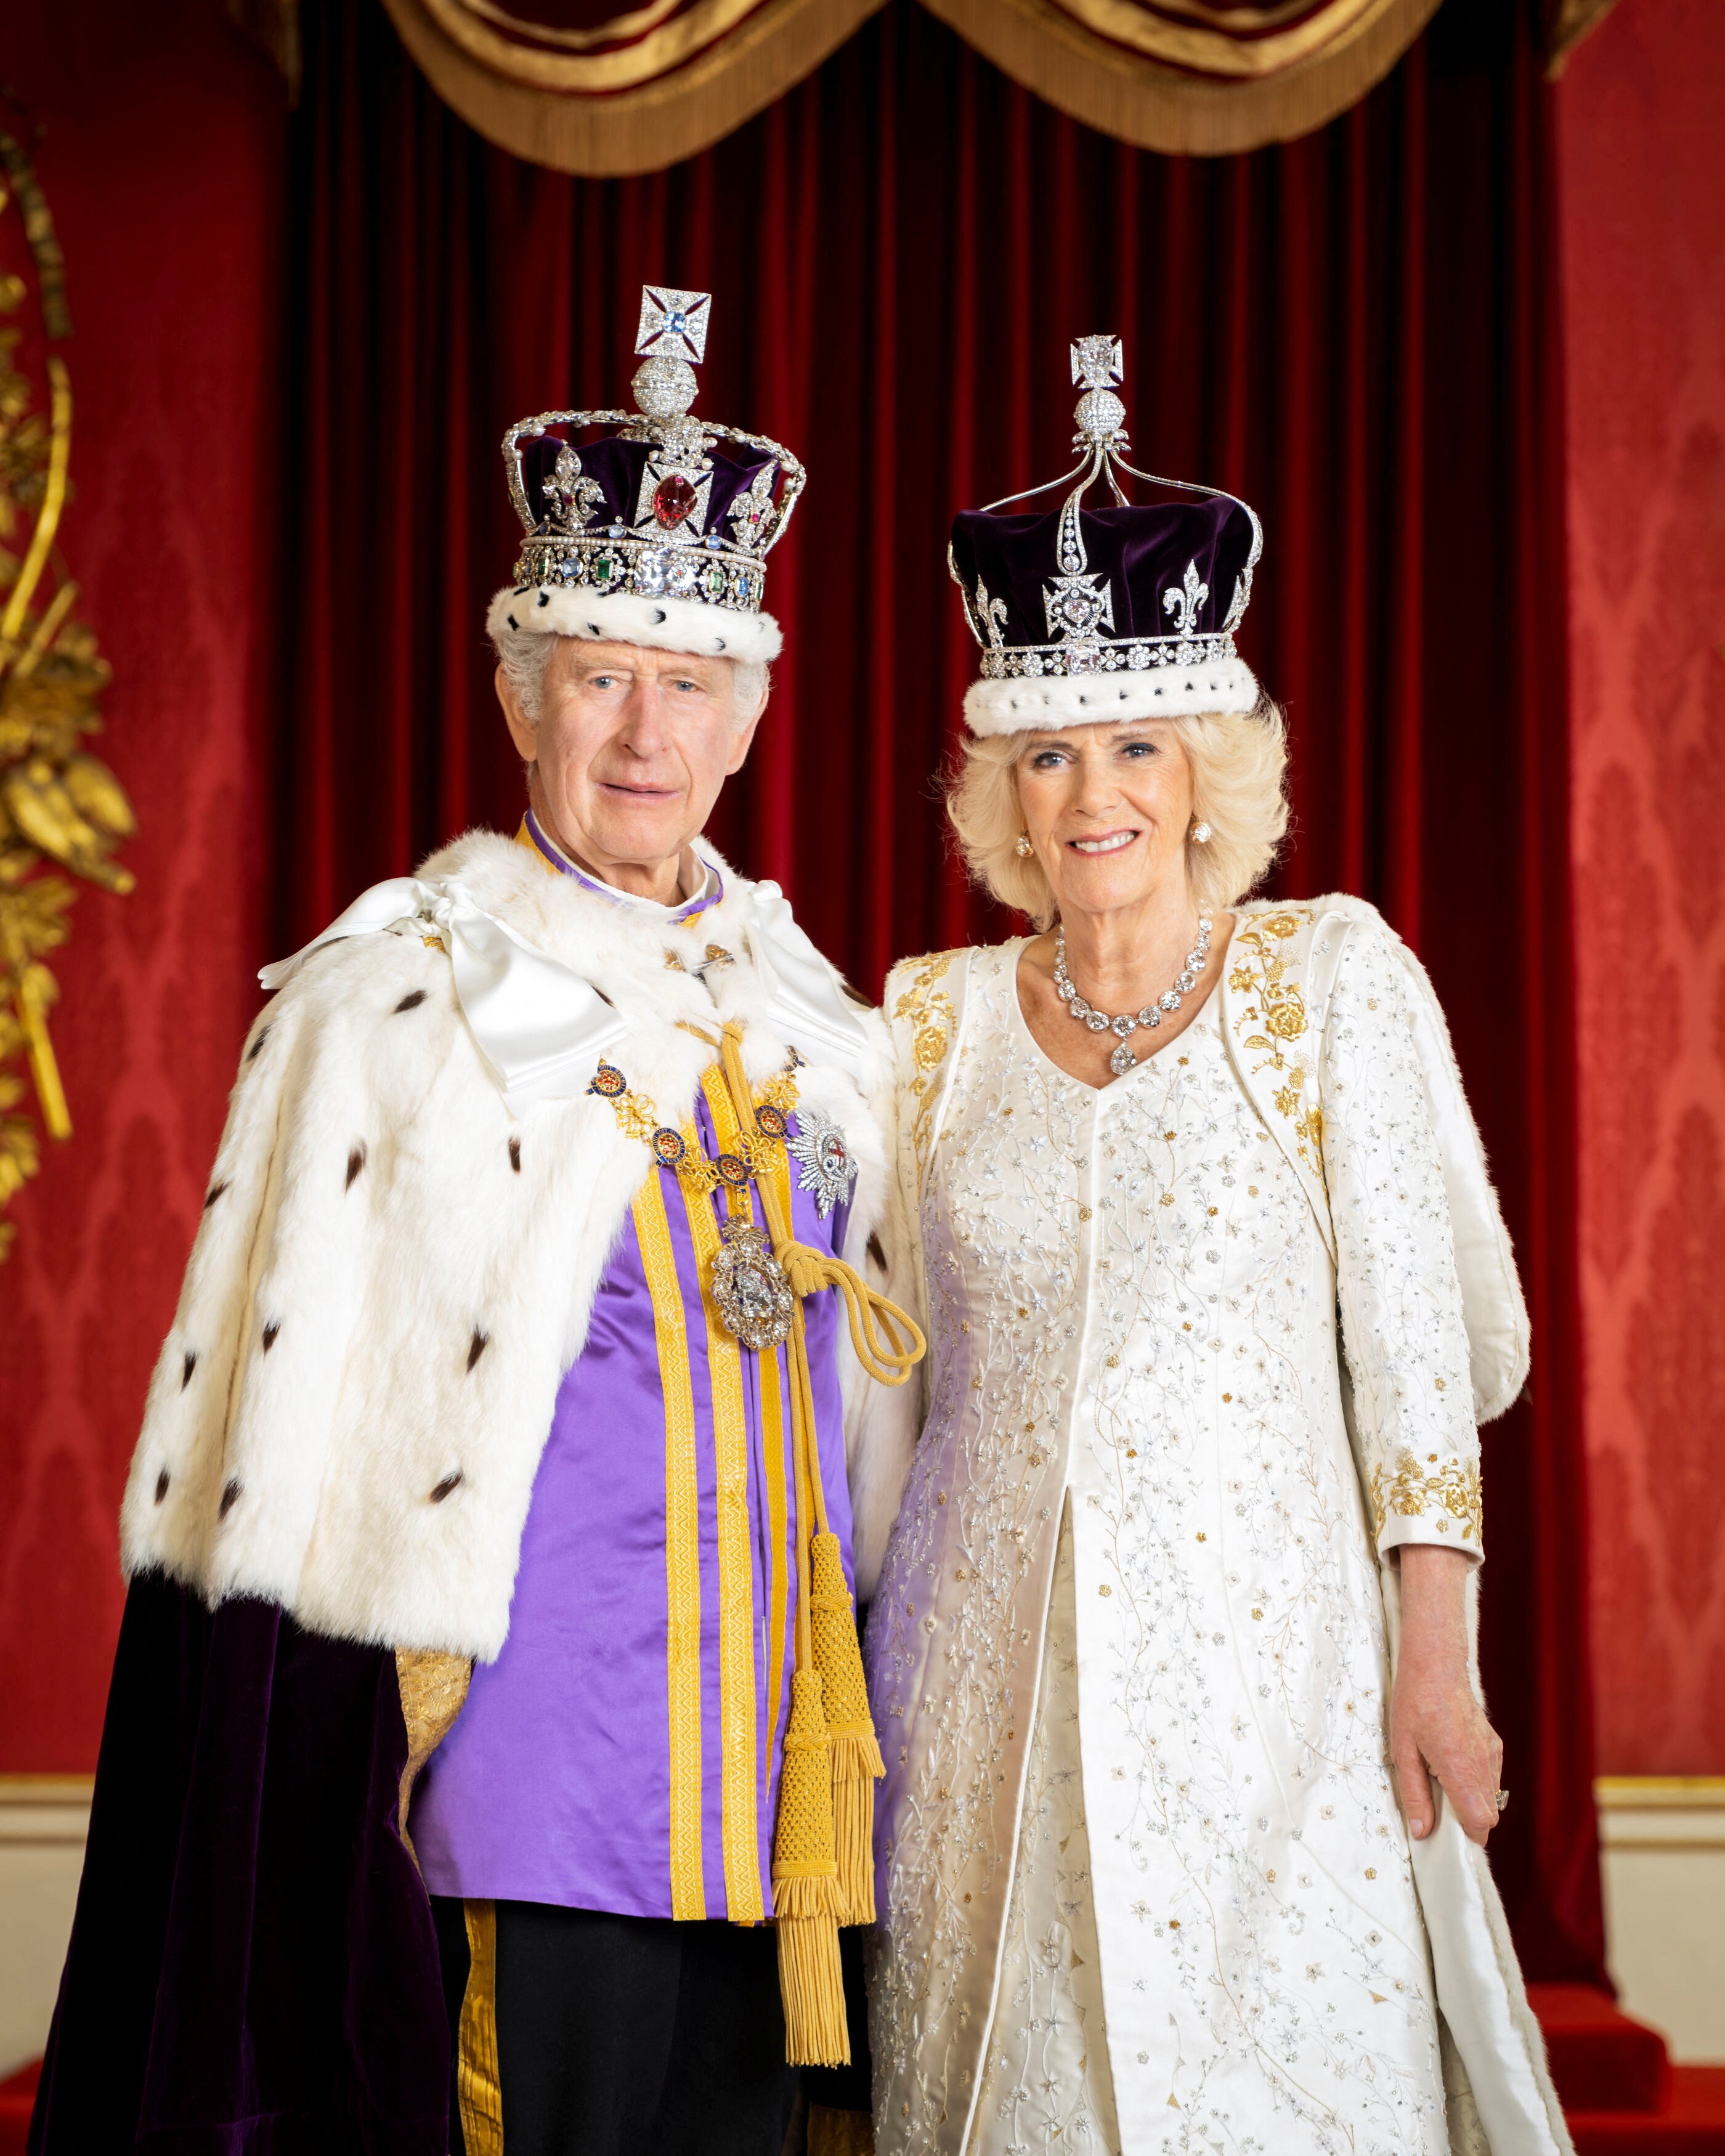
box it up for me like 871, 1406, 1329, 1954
1557, 2, 1725, 1778
0, 0, 285, 1766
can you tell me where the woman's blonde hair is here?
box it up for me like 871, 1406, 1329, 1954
946, 702, 1289, 926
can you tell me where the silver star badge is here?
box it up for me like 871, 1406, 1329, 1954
786, 1107, 858, 1218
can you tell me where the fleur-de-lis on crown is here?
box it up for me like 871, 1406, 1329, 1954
726, 463, 778, 553
976, 578, 1009, 649
544, 442, 604, 532
1163, 558, 1209, 638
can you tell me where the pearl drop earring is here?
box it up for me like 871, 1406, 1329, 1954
1015, 833, 1033, 857
1191, 821, 1212, 844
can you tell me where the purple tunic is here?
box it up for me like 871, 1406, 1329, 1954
412, 822, 856, 1923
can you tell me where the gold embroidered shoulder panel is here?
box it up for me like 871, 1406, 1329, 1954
890, 949, 963, 1190
1227, 907, 1326, 1185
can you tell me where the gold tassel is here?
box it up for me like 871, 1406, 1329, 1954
772, 1668, 850, 2067
808, 1531, 884, 1924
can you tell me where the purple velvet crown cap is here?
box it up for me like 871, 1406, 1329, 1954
486, 285, 805, 668
515, 431, 782, 549
952, 333, 1265, 736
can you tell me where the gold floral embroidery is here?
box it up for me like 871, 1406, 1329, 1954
892, 949, 960, 1188
1230, 910, 1325, 1178
1368, 1451, 1483, 1546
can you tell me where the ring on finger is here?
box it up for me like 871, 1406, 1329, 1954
1493, 1788, 1509, 1814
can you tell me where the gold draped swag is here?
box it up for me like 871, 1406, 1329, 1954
228, 0, 1623, 170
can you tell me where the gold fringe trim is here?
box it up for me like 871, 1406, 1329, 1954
381, 0, 1445, 174
773, 1668, 848, 2065
379, 0, 887, 178
808, 1531, 883, 1924
829, 1739, 877, 1927
918, 0, 1442, 155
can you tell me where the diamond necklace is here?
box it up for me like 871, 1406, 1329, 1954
1053, 915, 1214, 1077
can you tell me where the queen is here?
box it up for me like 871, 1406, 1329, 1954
858, 341, 1571, 2156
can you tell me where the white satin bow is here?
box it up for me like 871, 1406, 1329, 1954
258, 863, 872, 1112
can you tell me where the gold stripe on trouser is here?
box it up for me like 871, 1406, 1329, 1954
458, 1899, 504, 2156
633, 1176, 707, 1921
682, 1064, 765, 1923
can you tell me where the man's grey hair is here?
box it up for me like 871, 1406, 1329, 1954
492, 626, 769, 728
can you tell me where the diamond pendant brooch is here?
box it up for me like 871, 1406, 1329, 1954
1053, 915, 1213, 1077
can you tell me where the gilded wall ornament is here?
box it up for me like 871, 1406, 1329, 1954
0, 133, 134, 1261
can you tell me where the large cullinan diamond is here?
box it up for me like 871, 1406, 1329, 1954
654, 474, 699, 529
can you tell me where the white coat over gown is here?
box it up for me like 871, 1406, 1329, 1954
860, 899, 1572, 2156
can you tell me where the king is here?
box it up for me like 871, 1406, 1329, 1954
30, 290, 921, 2156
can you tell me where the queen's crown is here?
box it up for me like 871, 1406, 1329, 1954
950, 337, 1266, 732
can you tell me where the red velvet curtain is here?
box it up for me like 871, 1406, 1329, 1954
283, 0, 1603, 1980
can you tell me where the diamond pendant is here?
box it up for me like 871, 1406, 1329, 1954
710, 1218, 795, 1352
1108, 1040, 1137, 1077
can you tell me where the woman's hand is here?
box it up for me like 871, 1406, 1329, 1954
1389, 1544, 1504, 1846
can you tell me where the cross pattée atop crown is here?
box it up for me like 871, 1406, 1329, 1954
1070, 334, 1127, 448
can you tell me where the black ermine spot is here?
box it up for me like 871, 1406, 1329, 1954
867, 1232, 887, 1271
203, 1180, 229, 1210
430, 1471, 464, 1504
182, 1350, 198, 1390
508, 1137, 522, 1173
393, 989, 428, 1015
155, 1471, 170, 1505
466, 1329, 489, 1372
262, 1320, 281, 1353
346, 1143, 367, 1189
246, 1025, 271, 1063
219, 1478, 242, 1520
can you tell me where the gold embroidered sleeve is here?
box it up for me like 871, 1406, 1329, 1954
1368, 1451, 1484, 1552
1320, 918, 1484, 1562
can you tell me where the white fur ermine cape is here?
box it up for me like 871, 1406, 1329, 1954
120, 833, 919, 1661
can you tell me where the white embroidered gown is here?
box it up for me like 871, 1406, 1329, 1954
866, 914, 1492, 2156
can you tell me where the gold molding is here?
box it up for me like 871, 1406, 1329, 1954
0, 1773, 94, 1803
1596, 1776, 1725, 1812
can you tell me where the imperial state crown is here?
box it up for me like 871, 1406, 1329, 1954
951, 336, 1265, 734
487, 286, 805, 666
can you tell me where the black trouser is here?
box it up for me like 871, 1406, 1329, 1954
432, 1897, 800, 2156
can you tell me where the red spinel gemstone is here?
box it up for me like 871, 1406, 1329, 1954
654, 474, 698, 529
